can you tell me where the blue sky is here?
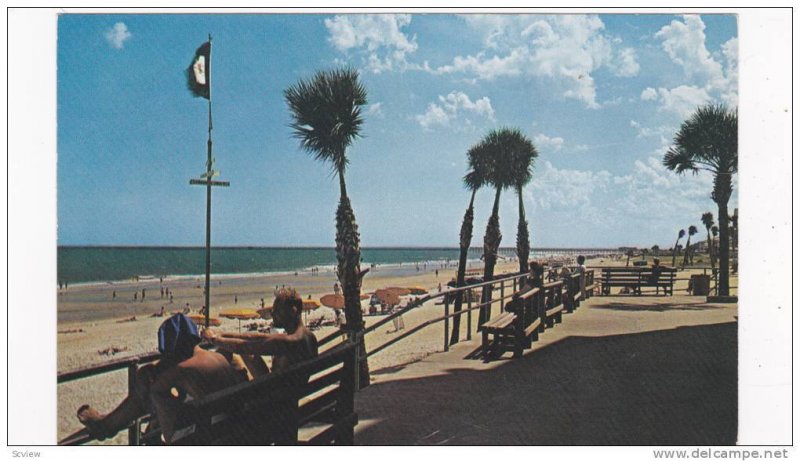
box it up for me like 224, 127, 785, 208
57, 13, 738, 248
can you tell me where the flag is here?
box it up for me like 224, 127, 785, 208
186, 41, 210, 99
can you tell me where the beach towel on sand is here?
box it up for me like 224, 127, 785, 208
158, 314, 201, 364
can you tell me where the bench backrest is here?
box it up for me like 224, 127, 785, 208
171, 340, 358, 445
600, 267, 676, 282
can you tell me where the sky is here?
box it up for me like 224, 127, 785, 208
57, 13, 739, 248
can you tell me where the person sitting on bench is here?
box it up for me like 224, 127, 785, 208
75, 314, 245, 444
650, 258, 664, 295
201, 287, 318, 379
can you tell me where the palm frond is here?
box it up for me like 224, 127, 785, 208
284, 67, 367, 175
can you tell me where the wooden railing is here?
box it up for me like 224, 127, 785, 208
57, 270, 529, 445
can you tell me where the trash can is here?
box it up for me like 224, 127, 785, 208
690, 274, 711, 296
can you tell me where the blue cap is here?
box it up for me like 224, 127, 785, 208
158, 313, 201, 363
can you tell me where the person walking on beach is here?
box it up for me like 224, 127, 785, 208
74, 314, 244, 444
576, 255, 587, 300
203, 288, 318, 379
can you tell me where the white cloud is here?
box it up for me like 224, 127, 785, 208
431, 15, 639, 109
641, 87, 658, 101
325, 14, 418, 73
415, 91, 495, 130
646, 15, 738, 114
522, 151, 735, 245
533, 133, 564, 151
610, 47, 640, 77
655, 15, 725, 86
629, 120, 672, 139
366, 102, 384, 117
105, 22, 131, 49
655, 85, 712, 118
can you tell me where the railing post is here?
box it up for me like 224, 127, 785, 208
444, 298, 450, 352
127, 363, 140, 445
467, 295, 472, 341
500, 280, 505, 311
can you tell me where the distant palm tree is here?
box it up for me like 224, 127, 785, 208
285, 67, 370, 386
672, 229, 686, 267
701, 212, 716, 270
664, 104, 737, 295
684, 225, 698, 266
507, 130, 538, 274
450, 159, 488, 345
478, 128, 518, 325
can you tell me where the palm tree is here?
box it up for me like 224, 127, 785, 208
683, 225, 698, 267
664, 104, 737, 295
625, 249, 635, 267
478, 128, 518, 325
285, 67, 370, 386
701, 212, 716, 270
672, 229, 686, 267
508, 131, 538, 274
449, 161, 488, 345
651, 245, 660, 257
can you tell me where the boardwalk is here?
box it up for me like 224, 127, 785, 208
354, 294, 737, 445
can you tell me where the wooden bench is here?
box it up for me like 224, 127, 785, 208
599, 267, 677, 296
479, 279, 570, 362
165, 340, 359, 445
480, 310, 521, 360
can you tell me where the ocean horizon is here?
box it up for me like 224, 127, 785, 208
58, 245, 529, 285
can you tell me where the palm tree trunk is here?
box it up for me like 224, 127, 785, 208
706, 229, 716, 271
335, 170, 370, 388
672, 237, 680, 267
450, 189, 476, 345
683, 236, 692, 267
717, 205, 730, 296
516, 185, 530, 275
480, 188, 502, 326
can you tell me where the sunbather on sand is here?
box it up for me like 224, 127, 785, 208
202, 288, 318, 379
76, 314, 244, 444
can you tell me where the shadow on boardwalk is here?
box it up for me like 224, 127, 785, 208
591, 300, 728, 312
355, 322, 737, 445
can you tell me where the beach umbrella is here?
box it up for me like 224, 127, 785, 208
320, 293, 345, 309
187, 314, 221, 327
384, 287, 411, 297
374, 289, 401, 306
302, 299, 321, 311
407, 286, 428, 295
219, 308, 260, 332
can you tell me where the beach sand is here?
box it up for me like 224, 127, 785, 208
57, 256, 737, 444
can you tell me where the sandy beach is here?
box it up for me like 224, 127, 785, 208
56, 255, 736, 444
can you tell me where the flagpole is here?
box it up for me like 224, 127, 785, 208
189, 34, 228, 330
203, 34, 213, 329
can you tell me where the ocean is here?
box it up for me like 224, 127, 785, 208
57, 246, 524, 285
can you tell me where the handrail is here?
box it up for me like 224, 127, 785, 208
58, 352, 160, 384
317, 271, 526, 348
57, 270, 529, 445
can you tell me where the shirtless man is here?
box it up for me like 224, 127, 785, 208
202, 288, 318, 378
75, 314, 244, 444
